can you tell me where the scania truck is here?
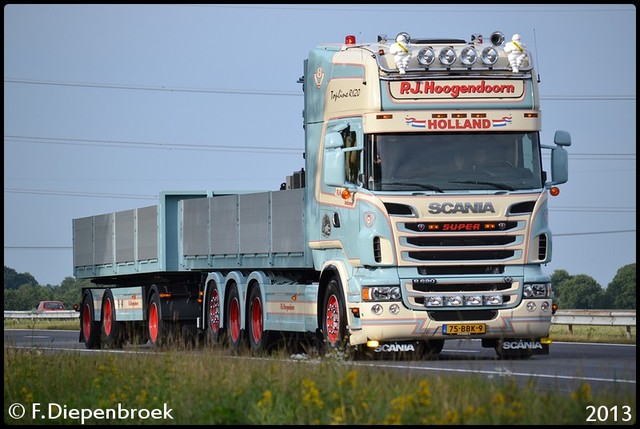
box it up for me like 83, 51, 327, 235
74, 30, 570, 359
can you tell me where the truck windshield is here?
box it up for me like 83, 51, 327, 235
364, 132, 543, 192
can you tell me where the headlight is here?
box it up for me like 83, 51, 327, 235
464, 295, 483, 306
524, 283, 552, 298
417, 47, 435, 66
460, 46, 477, 66
481, 47, 499, 65
483, 295, 503, 305
444, 295, 463, 306
363, 286, 401, 301
439, 47, 456, 66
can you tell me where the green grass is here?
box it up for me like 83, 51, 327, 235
4, 321, 635, 424
549, 324, 636, 344
4, 318, 80, 331
3, 347, 636, 425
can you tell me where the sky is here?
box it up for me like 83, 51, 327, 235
4, 4, 636, 288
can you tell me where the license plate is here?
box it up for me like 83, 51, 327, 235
442, 323, 486, 335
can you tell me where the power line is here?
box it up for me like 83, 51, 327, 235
554, 229, 635, 237
4, 189, 158, 200
4, 135, 634, 159
4, 135, 303, 155
4, 78, 635, 101
3, 188, 637, 213
3, 78, 301, 97
5, 227, 636, 250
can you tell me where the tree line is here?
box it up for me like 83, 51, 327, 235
3, 263, 636, 311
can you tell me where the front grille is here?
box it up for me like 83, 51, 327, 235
428, 310, 498, 322
373, 236, 382, 263
538, 233, 547, 260
412, 281, 512, 293
407, 236, 516, 246
407, 250, 515, 261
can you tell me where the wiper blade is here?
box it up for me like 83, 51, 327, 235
449, 180, 514, 191
382, 182, 444, 193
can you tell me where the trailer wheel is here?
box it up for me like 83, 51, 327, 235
147, 292, 168, 348
321, 277, 350, 356
81, 291, 101, 349
205, 282, 222, 345
101, 289, 124, 349
247, 286, 271, 354
225, 284, 243, 352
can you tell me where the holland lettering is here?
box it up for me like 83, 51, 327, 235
427, 118, 491, 130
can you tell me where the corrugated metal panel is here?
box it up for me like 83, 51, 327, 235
272, 189, 304, 253
73, 216, 94, 267
182, 198, 209, 256
115, 210, 135, 263
94, 213, 114, 265
137, 205, 158, 261
240, 193, 270, 254
211, 194, 238, 255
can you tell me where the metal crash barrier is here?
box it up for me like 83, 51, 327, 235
5, 309, 635, 337
551, 310, 636, 339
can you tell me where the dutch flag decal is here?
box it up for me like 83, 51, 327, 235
492, 116, 512, 127
406, 117, 426, 128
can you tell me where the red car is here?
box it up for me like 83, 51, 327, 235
36, 301, 65, 311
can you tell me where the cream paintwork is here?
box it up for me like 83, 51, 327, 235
348, 297, 553, 345
362, 110, 541, 133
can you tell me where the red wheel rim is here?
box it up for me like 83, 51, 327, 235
325, 294, 340, 344
229, 297, 240, 341
251, 296, 262, 343
104, 298, 112, 336
208, 288, 220, 334
149, 301, 159, 342
82, 303, 92, 340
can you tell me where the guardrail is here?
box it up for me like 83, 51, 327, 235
4, 310, 79, 320
4, 309, 636, 338
552, 309, 636, 339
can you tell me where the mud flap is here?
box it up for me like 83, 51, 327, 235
496, 338, 549, 359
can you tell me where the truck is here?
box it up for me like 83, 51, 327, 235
73, 30, 571, 359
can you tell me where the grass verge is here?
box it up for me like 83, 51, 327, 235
3, 347, 636, 425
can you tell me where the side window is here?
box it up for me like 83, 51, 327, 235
341, 127, 360, 183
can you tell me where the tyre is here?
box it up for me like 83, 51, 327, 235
147, 292, 169, 348
225, 284, 244, 352
205, 282, 223, 345
321, 277, 350, 357
247, 286, 271, 354
101, 289, 124, 349
81, 291, 101, 349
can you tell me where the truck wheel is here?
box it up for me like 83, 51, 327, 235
225, 284, 244, 352
206, 282, 222, 345
321, 277, 349, 356
101, 289, 124, 349
81, 291, 101, 349
247, 286, 271, 354
147, 292, 168, 348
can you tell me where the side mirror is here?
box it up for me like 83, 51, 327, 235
553, 130, 571, 147
549, 130, 571, 185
